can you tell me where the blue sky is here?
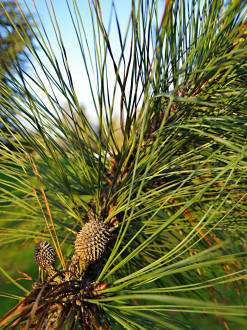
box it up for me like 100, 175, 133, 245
22, 0, 134, 122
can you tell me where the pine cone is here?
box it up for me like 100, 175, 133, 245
75, 219, 110, 262
34, 241, 57, 269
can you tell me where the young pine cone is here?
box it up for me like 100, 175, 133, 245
75, 219, 110, 262
34, 241, 57, 269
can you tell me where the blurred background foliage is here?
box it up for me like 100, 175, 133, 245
0, 0, 34, 151
0, 0, 35, 315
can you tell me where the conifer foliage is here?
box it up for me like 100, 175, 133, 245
0, 0, 246, 328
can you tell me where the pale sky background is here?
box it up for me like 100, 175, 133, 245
22, 0, 140, 123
